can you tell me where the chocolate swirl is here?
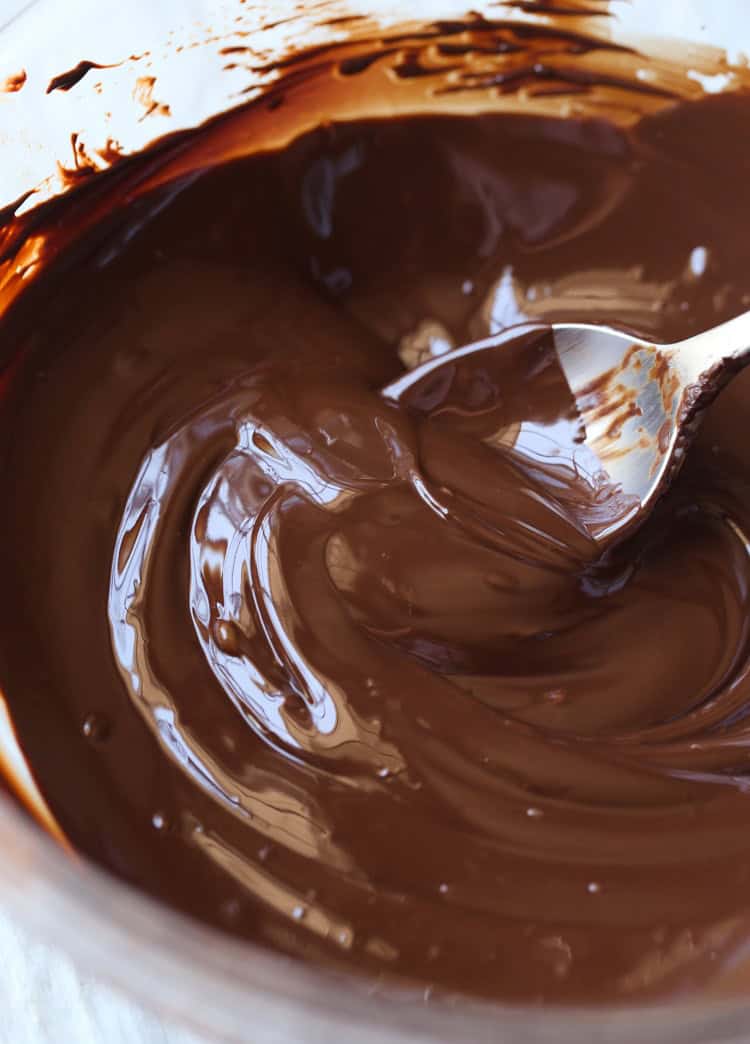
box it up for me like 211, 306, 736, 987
5, 18, 750, 1006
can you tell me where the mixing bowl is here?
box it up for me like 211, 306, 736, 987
2, 1, 750, 1040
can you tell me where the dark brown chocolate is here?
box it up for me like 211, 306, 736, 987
3, 17, 750, 1007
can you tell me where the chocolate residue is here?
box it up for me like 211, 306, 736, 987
3, 11, 750, 1010
46, 59, 111, 94
133, 76, 171, 120
506, 0, 610, 14
2, 70, 26, 93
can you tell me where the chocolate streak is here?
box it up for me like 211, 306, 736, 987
3, 17, 750, 1006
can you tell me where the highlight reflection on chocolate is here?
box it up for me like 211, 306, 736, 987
3, 10, 750, 1006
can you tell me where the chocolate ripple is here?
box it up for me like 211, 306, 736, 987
4, 18, 750, 1006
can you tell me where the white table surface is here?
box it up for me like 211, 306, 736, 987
0, 909, 208, 1044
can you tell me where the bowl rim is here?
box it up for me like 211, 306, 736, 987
2, 794, 750, 1044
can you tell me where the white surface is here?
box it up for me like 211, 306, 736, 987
0, 909, 208, 1044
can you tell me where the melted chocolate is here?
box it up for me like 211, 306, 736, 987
3, 18, 750, 1006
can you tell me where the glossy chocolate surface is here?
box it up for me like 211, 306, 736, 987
3, 17, 750, 1005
